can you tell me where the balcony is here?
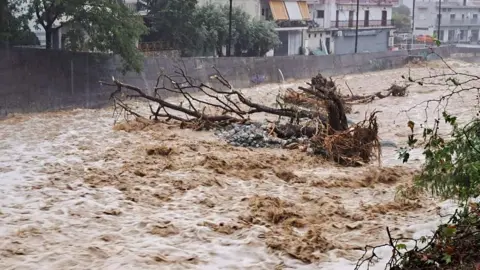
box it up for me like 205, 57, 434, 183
331, 19, 394, 28
436, 18, 480, 26
335, 0, 399, 5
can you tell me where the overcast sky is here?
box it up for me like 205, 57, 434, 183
401, 0, 414, 10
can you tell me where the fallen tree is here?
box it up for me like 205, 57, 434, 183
101, 67, 404, 166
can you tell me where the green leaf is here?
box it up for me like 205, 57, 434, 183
443, 253, 452, 264
435, 39, 441, 47
442, 226, 457, 237
396, 243, 407, 250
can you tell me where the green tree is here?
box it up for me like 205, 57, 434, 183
1, 0, 40, 46
23, 0, 147, 72
244, 19, 280, 56
146, 0, 198, 55
146, 1, 279, 57
393, 4, 410, 16
392, 4, 411, 32
193, 4, 228, 56
192, 4, 279, 57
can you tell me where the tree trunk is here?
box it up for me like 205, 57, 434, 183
45, 28, 52, 49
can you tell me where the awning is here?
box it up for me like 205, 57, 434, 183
284, 1, 303, 20
269, 0, 289, 20
298, 1, 311, 20
269, 1, 311, 21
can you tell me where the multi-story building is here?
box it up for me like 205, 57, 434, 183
414, 0, 480, 43
260, 0, 312, 56
307, 0, 397, 54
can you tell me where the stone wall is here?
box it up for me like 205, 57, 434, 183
0, 48, 118, 115
0, 45, 474, 115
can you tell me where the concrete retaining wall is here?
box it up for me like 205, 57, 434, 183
0, 45, 475, 115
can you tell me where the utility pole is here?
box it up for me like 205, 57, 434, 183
437, 0, 442, 39
354, 0, 360, 53
411, 0, 416, 48
227, 0, 233, 57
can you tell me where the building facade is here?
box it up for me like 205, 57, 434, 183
414, 0, 480, 43
30, 0, 397, 55
307, 0, 396, 54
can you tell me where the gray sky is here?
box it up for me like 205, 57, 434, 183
401, 0, 414, 10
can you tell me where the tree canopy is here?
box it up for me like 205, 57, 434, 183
393, 4, 410, 17
393, 4, 412, 32
0, 0, 40, 46
144, 0, 280, 57
23, 0, 148, 72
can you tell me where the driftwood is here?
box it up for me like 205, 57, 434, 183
102, 68, 390, 166
103, 71, 341, 133
344, 84, 409, 104
283, 82, 408, 115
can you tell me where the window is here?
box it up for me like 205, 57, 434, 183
262, 8, 265, 16
364, 10, 370, 27
381, 10, 387, 26
308, 34, 311, 38
317, 10, 324, 19
314, 34, 317, 37
448, 30, 455, 41
450, 14, 455, 20
335, 10, 339, 27
471, 29, 479, 41
439, 30, 444, 41
348, 10, 354, 27
460, 30, 466, 40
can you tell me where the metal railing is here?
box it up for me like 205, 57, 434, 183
123, 1, 138, 12
137, 41, 174, 52
437, 18, 479, 26
331, 19, 394, 28
335, 0, 399, 5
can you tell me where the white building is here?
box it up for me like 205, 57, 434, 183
414, 0, 480, 43
306, 0, 397, 54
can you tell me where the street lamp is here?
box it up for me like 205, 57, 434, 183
227, 0, 233, 56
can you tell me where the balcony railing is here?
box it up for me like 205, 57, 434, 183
331, 19, 394, 28
437, 18, 479, 26
138, 41, 174, 52
335, 0, 399, 5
